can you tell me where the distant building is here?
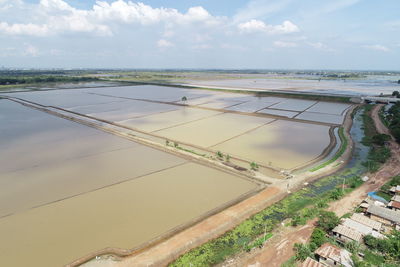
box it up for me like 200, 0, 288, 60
315, 243, 353, 267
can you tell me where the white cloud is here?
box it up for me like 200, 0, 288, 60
233, 0, 293, 23
307, 42, 334, 52
23, 44, 39, 57
157, 39, 174, 48
274, 41, 297, 48
238, 19, 299, 34
363, 44, 390, 52
0, 22, 49, 36
0, 0, 223, 37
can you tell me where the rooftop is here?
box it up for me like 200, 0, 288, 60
332, 224, 363, 242
388, 201, 400, 209
342, 218, 384, 239
392, 195, 400, 202
350, 213, 382, 230
390, 185, 400, 192
315, 243, 353, 267
367, 205, 400, 224
302, 257, 325, 267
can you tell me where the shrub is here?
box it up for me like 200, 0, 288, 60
310, 228, 327, 248
316, 211, 340, 232
294, 243, 313, 261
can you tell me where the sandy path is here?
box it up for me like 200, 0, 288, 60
230, 105, 400, 267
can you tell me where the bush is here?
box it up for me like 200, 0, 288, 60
316, 211, 340, 232
372, 134, 391, 146
310, 228, 327, 248
294, 243, 313, 261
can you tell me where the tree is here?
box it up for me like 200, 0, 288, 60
316, 211, 340, 232
310, 228, 327, 248
216, 151, 224, 159
294, 243, 313, 261
372, 134, 391, 146
181, 96, 187, 104
392, 91, 400, 97
250, 161, 259, 171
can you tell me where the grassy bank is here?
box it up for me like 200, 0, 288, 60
309, 127, 348, 172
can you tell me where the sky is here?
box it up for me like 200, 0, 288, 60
0, 0, 399, 70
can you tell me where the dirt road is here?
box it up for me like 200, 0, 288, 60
233, 105, 400, 267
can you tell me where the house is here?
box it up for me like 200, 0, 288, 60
359, 198, 385, 212
350, 213, 382, 232
366, 205, 400, 232
332, 224, 363, 243
341, 218, 384, 239
301, 257, 325, 267
315, 243, 353, 267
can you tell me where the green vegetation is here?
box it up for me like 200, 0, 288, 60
361, 104, 391, 172
250, 161, 259, 171
0, 76, 98, 86
170, 171, 366, 267
216, 151, 224, 159
245, 232, 273, 251
364, 231, 400, 262
316, 211, 340, 232
375, 175, 400, 202
165, 141, 206, 157
294, 243, 314, 261
386, 102, 400, 142
310, 127, 348, 172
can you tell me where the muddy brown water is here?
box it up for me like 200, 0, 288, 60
0, 99, 257, 267
212, 120, 331, 169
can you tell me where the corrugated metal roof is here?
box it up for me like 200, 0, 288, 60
315, 243, 341, 262
351, 213, 382, 230
367, 205, 400, 224
315, 243, 353, 267
389, 201, 400, 209
392, 195, 400, 202
332, 225, 363, 242
301, 257, 325, 267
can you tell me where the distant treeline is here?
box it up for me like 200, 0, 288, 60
387, 102, 400, 142
0, 76, 99, 85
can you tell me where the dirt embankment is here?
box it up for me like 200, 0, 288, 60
232, 105, 400, 267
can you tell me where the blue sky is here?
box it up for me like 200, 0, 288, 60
0, 0, 399, 70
